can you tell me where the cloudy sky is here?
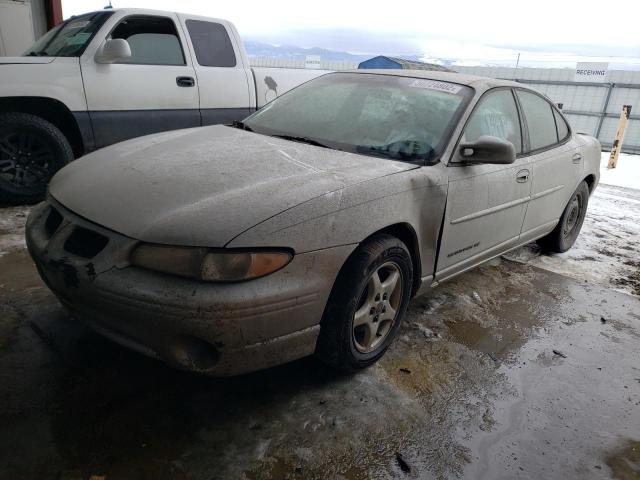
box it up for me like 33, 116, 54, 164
61, 0, 640, 68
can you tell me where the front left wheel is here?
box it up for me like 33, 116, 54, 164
316, 234, 413, 372
0, 112, 74, 204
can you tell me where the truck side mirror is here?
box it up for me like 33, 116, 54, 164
95, 39, 132, 64
458, 136, 516, 165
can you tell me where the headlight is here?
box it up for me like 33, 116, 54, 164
130, 244, 292, 282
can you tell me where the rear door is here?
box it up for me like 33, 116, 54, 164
515, 89, 583, 242
178, 15, 253, 125
81, 12, 200, 148
436, 88, 533, 282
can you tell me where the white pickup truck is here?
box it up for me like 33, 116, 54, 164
0, 8, 328, 203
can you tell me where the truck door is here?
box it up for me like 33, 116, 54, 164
80, 12, 200, 149
178, 15, 253, 125
436, 88, 533, 282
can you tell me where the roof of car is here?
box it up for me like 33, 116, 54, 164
344, 69, 523, 91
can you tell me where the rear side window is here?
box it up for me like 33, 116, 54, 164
186, 20, 236, 67
516, 90, 559, 151
462, 89, 523, 154
110, 16, 185, 65
553, 108, 570, 141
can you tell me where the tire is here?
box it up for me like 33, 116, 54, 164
537, 181, 590, 253
316, 233, 413, 372
0, 112, 74, 204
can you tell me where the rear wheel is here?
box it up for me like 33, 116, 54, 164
316, 234, 413, 372
537, 181, 590, 253
0, 113, 73, 204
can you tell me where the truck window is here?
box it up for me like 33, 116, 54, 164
462, 89, 523, 154
109, 16, 185, 66
185, 20, 236, 67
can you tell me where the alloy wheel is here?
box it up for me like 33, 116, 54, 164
0, 130, 55, 188
353, 261, 403, 353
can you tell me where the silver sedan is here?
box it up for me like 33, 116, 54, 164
26, 71, 600, 375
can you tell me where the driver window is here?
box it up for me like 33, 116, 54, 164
462, 89, 522, 154
109, 16, 185, 65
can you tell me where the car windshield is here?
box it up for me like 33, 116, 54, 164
244, 73, 472, 163
23, 11, 112, 57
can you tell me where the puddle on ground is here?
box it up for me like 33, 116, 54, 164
1, 231, 640, 479
606, 439, 640, 480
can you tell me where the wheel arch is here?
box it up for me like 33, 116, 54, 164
362, 222, 422, 297
583, 173, 596, 193
0, 96, 85, 157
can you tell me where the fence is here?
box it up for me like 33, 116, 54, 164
455, 66, 640, 154
248, 57, 640, 154
249, 56, 359, 71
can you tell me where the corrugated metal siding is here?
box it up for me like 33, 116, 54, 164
456, 66, 640, 153
249, 57, 359, 71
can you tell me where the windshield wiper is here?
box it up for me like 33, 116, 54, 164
271, 134, 329, 148
230, 120, 253, 132
27, 51, 48, 57
356, 142, 431, 162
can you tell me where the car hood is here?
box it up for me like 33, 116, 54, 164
0, 57, 56, 65
50, 125, 418, 247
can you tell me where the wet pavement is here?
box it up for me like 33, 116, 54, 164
1, 188, 640, 479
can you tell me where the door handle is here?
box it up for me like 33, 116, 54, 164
572, 153, 582, 163
176, 76, 195, 87
516, 169, 530, 183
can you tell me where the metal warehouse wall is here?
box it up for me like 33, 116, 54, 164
455, 66, 640, 154
249, 57, 359, 71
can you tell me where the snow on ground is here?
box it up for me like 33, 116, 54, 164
0, 206, 31, 259
599, 151, 640, 190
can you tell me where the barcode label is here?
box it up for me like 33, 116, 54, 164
408, 79, 463, 94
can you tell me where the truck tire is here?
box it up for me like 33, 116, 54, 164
537, 181, 590, 253
316, 234, 413, 372
0, 112, 74, 204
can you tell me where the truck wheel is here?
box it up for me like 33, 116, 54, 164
537, 181, 590, 253
317, 234, 413, 372
0, 113, 73, 204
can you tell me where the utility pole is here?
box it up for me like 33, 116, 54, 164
607, 105, 632, 169
513, 53, 520, 80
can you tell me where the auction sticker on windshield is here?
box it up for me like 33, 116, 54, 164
408, 79, 463, 95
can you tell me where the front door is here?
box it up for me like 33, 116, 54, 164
437, 88, 532, 282
81, 13, 200, 149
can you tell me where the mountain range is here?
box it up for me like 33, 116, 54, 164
243, 40, 425, 64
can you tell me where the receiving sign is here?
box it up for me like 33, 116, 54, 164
574, 62, 609, 83
305, 55, 321, 69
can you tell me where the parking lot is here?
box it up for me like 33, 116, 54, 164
1, 179, 638, 479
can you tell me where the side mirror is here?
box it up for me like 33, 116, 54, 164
95, 38, 131, 64
458, 136, 516, 165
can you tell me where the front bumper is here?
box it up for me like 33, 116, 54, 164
26, 198, 355, 375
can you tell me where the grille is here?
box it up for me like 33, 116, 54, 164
63, 226, 109, 259
44, 207, 63, 237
